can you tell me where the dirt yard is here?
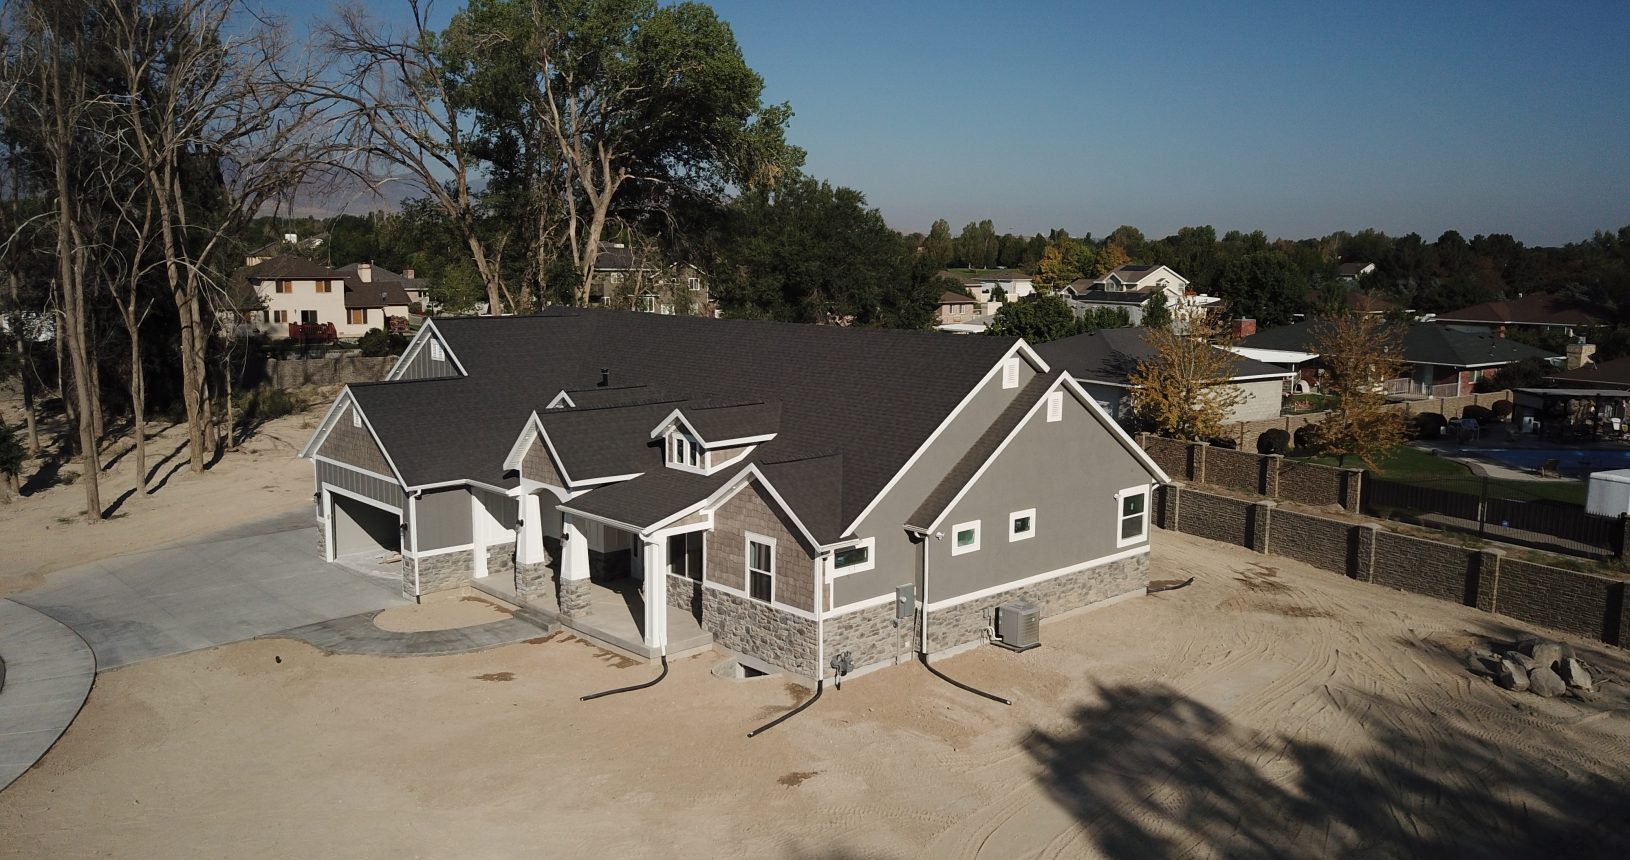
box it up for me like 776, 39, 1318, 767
0, 392, 328, 596
3, 530, 1628, 858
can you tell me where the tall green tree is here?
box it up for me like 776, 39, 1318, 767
924, 219, 953, 269
1216, 250, 1306, 326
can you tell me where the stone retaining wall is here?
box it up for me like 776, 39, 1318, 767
1158, 483, 1629, 647
262, 355, 394, 388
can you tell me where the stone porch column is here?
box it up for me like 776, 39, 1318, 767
558, 514, 592, 618
643, 537, 666, 654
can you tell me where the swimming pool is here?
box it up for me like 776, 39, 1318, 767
1465, 448, 1630, 475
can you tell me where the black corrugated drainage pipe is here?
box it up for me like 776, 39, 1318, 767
747, 679, 823, 737
581, 655, 668, 701
919, 652, 1012, 705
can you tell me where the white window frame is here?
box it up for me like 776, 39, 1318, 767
830, 536, 875, 575
1002, 357, 1020, 389
950, 520, 981, 555
667, 429, 709, 474
1046, 391, 1064, 422
1008, 508, 1036, 542
1116, 484, 1151, 548
745, 532, 775, 603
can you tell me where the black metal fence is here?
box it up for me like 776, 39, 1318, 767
1361, 475, 1624, 559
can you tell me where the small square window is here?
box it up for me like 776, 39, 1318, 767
951, 520, 981, 555
1009, 508, 1036, 542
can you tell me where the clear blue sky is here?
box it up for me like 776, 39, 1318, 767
284, 0, 1630, 246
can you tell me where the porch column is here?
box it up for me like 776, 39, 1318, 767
516, 493, 546, 565
643, 537, 666, 653
558, 514, 592, 618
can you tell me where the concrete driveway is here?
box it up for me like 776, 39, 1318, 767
13, 510, 407, 670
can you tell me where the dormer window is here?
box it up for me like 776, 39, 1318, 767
669, 430, 707, 472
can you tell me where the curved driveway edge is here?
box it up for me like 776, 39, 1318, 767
268, 611, 547, 657
0, 599, 96, 792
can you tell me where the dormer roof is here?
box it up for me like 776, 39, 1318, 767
655, 399, 781, 447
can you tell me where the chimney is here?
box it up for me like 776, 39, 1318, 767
599, 368, 610, 388
1566, 338, 1596, 370
402, 268, 415, 280
1231, 318, 1257, 339
357, 261, 373, 283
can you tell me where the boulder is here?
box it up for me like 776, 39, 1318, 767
1466, 654, 1497, 677
1531, 641, 1564, 670
1529, 666, 1567, 698
1560, 658, 1594, 692
1510, 652, 1538, 672
1516, 635, 1540, 655
1498, 659, 1530, 692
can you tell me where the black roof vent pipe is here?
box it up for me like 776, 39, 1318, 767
599, 368, 610, 388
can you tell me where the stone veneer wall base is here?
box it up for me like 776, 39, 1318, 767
409, 549, 476, 600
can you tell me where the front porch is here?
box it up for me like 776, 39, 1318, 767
473, 502, 710, 660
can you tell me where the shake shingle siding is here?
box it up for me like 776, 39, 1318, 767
318, 402, 395, 478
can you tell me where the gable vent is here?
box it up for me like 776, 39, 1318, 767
430, 340, 445, 362
1002, 357, 1020, 389
1046, 391, 1063, 423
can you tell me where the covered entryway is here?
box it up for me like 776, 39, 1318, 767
329, 492, 402, 577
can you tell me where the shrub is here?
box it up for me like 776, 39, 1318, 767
1293, 424, 1322, 453
358, 329, 409, 357
1413, 412, 1448, 439
1462, 404, 1495, 423
408, 302, 424, 316
235, 385, 307, 427
1491, 399, 1514, 420
1257, 428, 1291, 456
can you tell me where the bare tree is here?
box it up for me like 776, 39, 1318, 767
1130, 300, 1246, 442
318, 0, 515, 314
3, 0, 104, 519
106, 0, 337, 476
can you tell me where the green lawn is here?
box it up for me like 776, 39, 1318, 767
1293, 444, 1588, 505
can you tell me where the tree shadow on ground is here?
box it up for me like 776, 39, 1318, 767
1024, 682, 1630, 858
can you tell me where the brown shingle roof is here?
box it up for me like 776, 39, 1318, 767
1436, 293, 1606, 327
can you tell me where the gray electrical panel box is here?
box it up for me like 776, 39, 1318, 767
895, 584, 914, 619
996, 600, 1041, 651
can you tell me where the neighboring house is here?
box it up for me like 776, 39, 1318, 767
1544, 354, 1630, 390
1064, 264, 1219, 325
591, 243, 715, 316
955, 269, 1035, 302
237, 254, 412, 339
1336, 262, 1376, 282
1432, 293, 1607, 337
299, 311, 1168, 682
337, 262, 432, 311
1036, 327, 1294, 424
1239, 320, 1561, 398
934, 290, 981, 327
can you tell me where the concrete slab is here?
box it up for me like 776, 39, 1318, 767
0, 600, 95, 792
13, 512, 407, 671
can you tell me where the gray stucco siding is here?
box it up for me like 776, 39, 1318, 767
928, 389, 1154, 602
1226, 378, 1287, 422
317, 459, 405, 510
416, 486, 474, 550
841, 356, 1041, 606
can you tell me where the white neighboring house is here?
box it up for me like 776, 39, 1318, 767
959, 270, 1035, 303
1064, 264, 1219, 326
236, 254, 411, 339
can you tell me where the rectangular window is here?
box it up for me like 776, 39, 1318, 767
1046, 391, 1064, 422
951, 520, 981, 555
667, 532, 704, 580
1009, 508, 1036, 542
300, 310, 318, 324
347, 308, 367, 325
272, 310, 288, 323
832, 537, 874, 574
746, 535, 774, 602
687, 277, 700, 291
1117, 486, 1149, 547
1002, 357, 1020, 389
276, 280, 293, 293
317, 280, 333, 293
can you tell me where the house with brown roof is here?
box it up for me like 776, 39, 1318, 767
239, 254, 412, 339
1434, 293, 1607, 337
934, 290, 982, 327
299, 311, 1168, 682
1064, 264, 1219, 325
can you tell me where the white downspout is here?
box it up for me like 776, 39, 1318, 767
815, 552, 828, 684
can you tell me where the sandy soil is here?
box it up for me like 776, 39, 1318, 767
0, 393, 329, 596
3, 531, 1629, 858
372, 594, 516, 633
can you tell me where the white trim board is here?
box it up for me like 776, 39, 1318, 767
322, 483, 403, 515
312, 455, 398, 486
